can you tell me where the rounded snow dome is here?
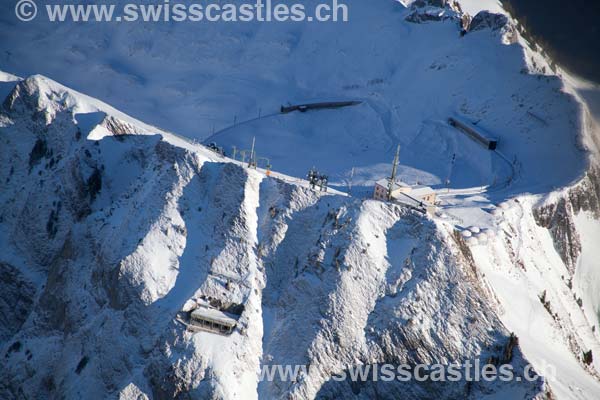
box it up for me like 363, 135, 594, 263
467, 237, 479, 246
461, 230, 472, 238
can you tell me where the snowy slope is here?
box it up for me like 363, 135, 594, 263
471, 191, 600, 400
0, 0, 587, 194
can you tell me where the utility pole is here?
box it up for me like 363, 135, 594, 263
388, 145, 400, 201
445, 153, 456, 190
248, 136, 256, 169
258, 157, 272, 176
348, 167, 355, 196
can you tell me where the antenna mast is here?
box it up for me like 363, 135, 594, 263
388, 145, 400, 201
348, 167, 355, 196
248, 136, 256, 169
445, 153, 456, 190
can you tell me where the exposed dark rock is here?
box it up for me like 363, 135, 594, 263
101, 115, 140, 137
0, 263, 36, 343
568, 166, 600, 218
28, 138, 50, 172
46, 201, 61, 239
75, 356, 89, 374
502, 333, 519, 363
583, 350, 593, 366
412, 0, 447, 7
452, 230, 477, 278
86, 168, 102, 202
533, 166, 600, 276
533, 198, 581, 275
469, 11, 509, 31
406, 8, 451, 24
5, 341, 22, 358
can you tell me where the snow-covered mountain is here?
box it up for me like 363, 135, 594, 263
1, 0, 600, 399
0, 72, 540, 400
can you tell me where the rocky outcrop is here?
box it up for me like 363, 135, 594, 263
567, 166, 600, 218
412, 0, 447, 7
405, 1, 454, 24
534, 166, 600, 275
469, 11, 509, 32
405, 8, 453, 24
101, 115, 144, 137
534, 197, 582, 275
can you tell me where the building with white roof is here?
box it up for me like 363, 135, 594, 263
190, 305, 238, 334
373, 178, 437, 209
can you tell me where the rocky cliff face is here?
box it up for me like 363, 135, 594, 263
0, 76, 555, 399
0, 262, 35, 343
533, 166, 600, 276
464, 160, 600, 398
